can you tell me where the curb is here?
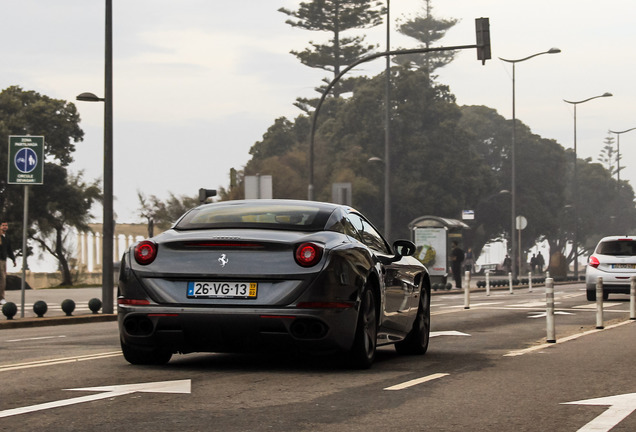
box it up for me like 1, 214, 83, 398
0, 313, 117, 329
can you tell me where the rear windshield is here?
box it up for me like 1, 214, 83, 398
596, 240, 636, 256
174, 202, 334, 231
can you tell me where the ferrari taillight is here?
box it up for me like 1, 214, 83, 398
295, 242, 323, 267
134, 240, 158, 265
589, 255, 600, 268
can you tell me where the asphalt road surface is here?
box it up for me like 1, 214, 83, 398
1, 283, 635, 431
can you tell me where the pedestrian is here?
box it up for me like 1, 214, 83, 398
464, 248, 474, 274
536, 251, 545, 273
450, 241, 465, 289
530, 254, 537, 274
503, 254, 512, 274
0, 219, 17, 305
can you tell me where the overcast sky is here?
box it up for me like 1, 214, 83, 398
1, 0, 635, 224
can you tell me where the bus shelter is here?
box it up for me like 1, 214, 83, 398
408, 216, 469, 289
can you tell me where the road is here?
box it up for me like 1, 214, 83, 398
0, 283, 635, 431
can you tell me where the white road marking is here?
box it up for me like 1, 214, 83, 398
0, 379, 191, 418
6, 335, 67, 342
574, 303, 622, 309
430, 331, 470, 338
528, 311, 574, 319
564, 392, 636, 432
441, 302, 504, 309
384, 373, 449, 391
509, 301, 553, 308
0, 351, 122, 373
504, 320, 634, 357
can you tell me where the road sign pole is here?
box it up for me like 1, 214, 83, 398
8, 135, 43, 317
20, 185, 28, 318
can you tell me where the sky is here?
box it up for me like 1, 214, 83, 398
2, 0, 635, 228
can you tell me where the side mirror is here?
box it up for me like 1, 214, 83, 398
379, 240, 416, 264
393, 240, 416, 257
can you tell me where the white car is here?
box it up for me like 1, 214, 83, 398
585, 236, 636, 300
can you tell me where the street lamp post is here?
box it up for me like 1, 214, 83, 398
499, 48, 560, 278
383, 0, 391, 241
608, 127, 636, 183
75, 0, 114, 314
563, 92, 613, 279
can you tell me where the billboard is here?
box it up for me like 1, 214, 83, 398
413, 227, 447, 276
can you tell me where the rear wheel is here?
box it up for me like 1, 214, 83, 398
586, 285, 609, 301
348, 287, 377, 369
395, 284, 430, 355
121, 339, 172, 365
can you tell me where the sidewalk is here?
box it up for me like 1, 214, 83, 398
0, 287, 117, 329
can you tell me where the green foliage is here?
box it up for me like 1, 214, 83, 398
0, 86, 95, 283
28, 165, 101, 285
597, 134, 617, 177
279, 0, 385, 97
0, 86, 84, 210
137, 192, 199, 231
394, 0, 458, 77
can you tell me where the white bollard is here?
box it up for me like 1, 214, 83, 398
546, 278, 556, 343
486, 270, 491, 297
464, 271, 471, 309
546, 271, 550, 280
631, 276, 636, 321
596, 277, 604, 329
528, 271, 533, 293
508, 272, 514, 294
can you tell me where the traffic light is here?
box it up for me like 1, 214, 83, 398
475, 17, 491, 65
198, 188, 217, 203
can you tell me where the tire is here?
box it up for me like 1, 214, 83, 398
121, 339, 172, 365
395, 284, 430, 355
586, 285, 609, 301
348, 287, 378, 369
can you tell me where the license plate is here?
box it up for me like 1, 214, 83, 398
612, 264, 636, 269
187, 282, 257, 299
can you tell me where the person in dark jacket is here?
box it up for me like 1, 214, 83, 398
0, 220, 16, 305
450, 241, 465, 289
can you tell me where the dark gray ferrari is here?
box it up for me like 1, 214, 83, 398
117, 199, 431, 368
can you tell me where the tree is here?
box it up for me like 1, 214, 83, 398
303, 66, 496, 240
459, 105, 571, 267
0, 86, 90, 275
598, 134, 617, 177
137, 192, 199, 232
29, 165, 100, 285
394, 0, 458, 81
0, 86, 83, 210
279, 0, 385, 105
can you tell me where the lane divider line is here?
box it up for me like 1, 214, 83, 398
0, 351, 122, 372
504, 320, 634, 357
384, 373, 449, 391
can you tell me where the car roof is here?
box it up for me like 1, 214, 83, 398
197, 199, 357, 213
598, 236, 636, 242
173, 199, 361, 232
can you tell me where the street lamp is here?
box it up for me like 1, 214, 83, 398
499, 48, 560, 278
383, 0, 391, 241
608, 127, 636, 183
563, 92, 613, 279
75, 0, 114, 314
